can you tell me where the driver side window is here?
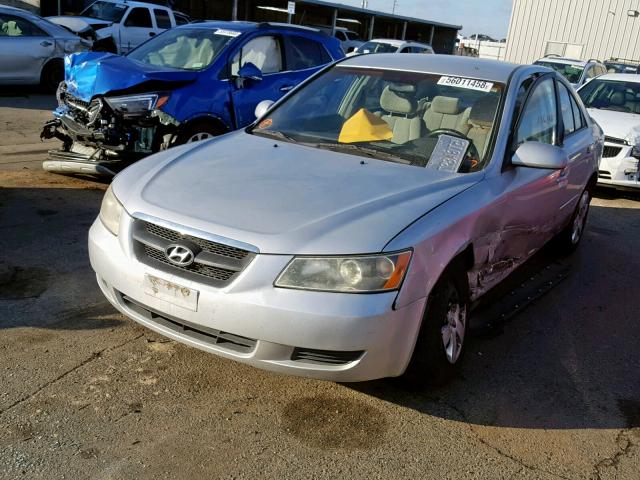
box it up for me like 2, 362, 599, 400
231, 36, 283, 76
515, 77, 558, 147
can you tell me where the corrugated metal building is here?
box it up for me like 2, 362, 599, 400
505, 0, 640, 64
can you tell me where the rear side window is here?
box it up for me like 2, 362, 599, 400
286, 36, 331, 70
557, 81, 576, 135
125, 8, 152, 28
516, 77, 558, 146
174, 13, 189, 25
154, 9, 171, 29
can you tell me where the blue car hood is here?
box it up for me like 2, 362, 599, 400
64, 52, 198, 102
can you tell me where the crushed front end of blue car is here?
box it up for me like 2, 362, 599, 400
41, 52, 197, 176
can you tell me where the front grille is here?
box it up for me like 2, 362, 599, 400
291, 348, 364, 365
143, 245, 235, 281
132, 219, 256, 287
144, 222, 249, 260
599, 170, 612, 179
603, 146, 623, 158
65, 93, 91, 112
119, 293, 257, 354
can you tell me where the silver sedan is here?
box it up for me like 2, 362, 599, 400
0, 5, 90, 91
89, 54, 602, 385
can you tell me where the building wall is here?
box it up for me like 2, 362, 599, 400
505, 0, 640, 64
4, 0, 40, 13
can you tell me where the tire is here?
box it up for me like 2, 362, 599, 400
552, 187, 591, 255
176, 121, 223, 145
403, 267, 469, 387
40, 60, 64, 93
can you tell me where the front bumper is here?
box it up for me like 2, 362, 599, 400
88, 216, 426, 382
598, 143, 640, 190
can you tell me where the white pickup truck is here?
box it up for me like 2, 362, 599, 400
48, 0, 189, 54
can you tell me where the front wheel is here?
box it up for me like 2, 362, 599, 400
403, 269, 469, 387
552, 187, 591, 255
175, 121, 223, 145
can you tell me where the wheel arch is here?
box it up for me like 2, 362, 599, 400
177, 115, 231, 136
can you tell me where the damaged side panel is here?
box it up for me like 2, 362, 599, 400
389, 166, 569, 309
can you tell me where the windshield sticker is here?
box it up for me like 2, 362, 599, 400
426, 135, 470, 173
215, 29, 241, 37
257, 118, 273, 129
437, 76, 494, 92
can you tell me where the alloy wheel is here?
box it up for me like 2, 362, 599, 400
187, 132, 214, 143
571, 190, 590, 244
440, 287, 466, 364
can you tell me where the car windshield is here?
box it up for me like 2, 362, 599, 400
358, 41, 398, 53
81, 1, 128, 22
578, 79, 640, 113
535, 60, 584, 83
127, 28, 235, 71
251, 67, 504, 172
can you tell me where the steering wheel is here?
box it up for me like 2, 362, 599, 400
426, 128, 481, 172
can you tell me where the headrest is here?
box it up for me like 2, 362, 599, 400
431, 96, 461, 115
380, 85, 416, 115
610, 92, 625, 106
469, 95, 499, 128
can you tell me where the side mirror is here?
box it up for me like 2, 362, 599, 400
511, 141, 568, 169
254, 99, 274, 119
235, 62, 262, 88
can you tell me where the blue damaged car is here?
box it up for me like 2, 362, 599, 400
41, 21, 343, 175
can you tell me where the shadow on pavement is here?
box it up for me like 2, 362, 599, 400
0, 88, 56, 110
352, 203, 640, 430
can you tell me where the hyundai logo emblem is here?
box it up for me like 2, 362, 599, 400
164, 244, 195, 267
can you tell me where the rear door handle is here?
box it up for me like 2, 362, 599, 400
40, 40, 53, 47
587, 143, 595, 153
279, 85, 294, 92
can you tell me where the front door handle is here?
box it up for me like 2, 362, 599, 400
40, 40, 53, 47
556, 168, 569, 186
587, 143, 595, 153
279, 85, 294, 92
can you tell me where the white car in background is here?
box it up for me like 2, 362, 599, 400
534, 55, 607, 89
352, 38, 434, 56
578, 73, 640, 191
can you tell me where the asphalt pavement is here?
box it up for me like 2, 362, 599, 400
0, 90, 638, 480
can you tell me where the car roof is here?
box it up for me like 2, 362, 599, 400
97, 0, 170, 8
368, 38, 405, 46
341, 54, 521, 83
593, 73, 640, 83
536, 56, 589, 66
179, 20, 321, 34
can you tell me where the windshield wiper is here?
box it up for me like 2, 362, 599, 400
251, 129, 298, 142
314, 142, 412, 164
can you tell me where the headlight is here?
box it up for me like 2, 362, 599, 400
104, 93, 168, 116
275, 251, 412, 293
99, 185, 123, 236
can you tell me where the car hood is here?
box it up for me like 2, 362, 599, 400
114, 132, 482, 255
587, 108, 640, 144
63, 52, 198, 102
47, 16, 110, 33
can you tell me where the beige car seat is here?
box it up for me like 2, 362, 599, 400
379, 85, 422, 144
466, 95, 499, 160
423, 96, 471, 134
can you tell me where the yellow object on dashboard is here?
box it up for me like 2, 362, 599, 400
338, 108, 393, 144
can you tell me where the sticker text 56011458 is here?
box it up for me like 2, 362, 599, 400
437, 76, 494, 92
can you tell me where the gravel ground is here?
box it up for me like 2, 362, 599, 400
0, 90, 638, 480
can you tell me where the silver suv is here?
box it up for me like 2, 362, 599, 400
534, 55, 607, 89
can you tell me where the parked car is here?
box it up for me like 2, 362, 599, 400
311, 25, 363, 53
0, 5, 90, 91
352, 38, 434, 55
48, 0, 183, 54
89, 55, 601, 385
534, 55, 607, 89
603, 58, 639, 74
41, 21, 344, 176
578, 73, 640, 191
